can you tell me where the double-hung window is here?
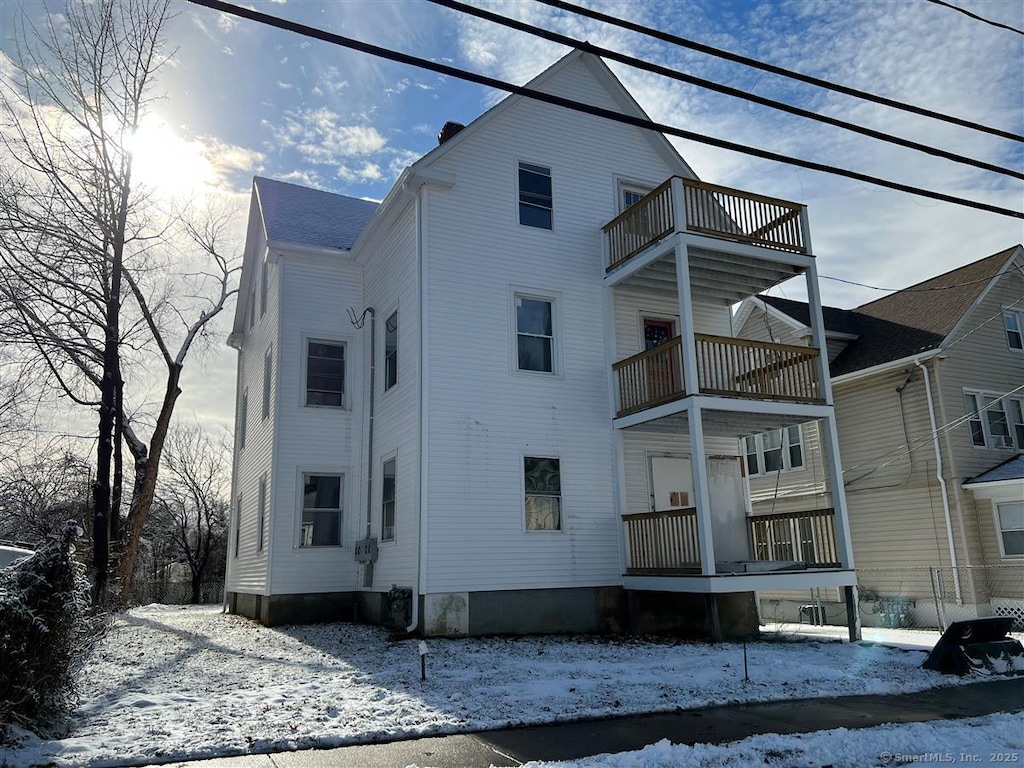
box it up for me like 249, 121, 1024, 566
744, 426, 804, 476
518, 162, 552, 229
1004, 310, 1023, 351
260, 260, 268, 318
996, 502, 1024, 558
239, 389, 248, 451
384, 311, 398, 391
306, 340, 345, 407
233, 495, 242, 558
524, 456, 561, 531
964, 390, 1024, 450
300, 474, 342, 547
257, 475, 267, 552
381, 458, 396, 542
516, 294, 554, 373
262, 346, 272, 420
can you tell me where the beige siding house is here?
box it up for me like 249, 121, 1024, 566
735, 245, 1024, 628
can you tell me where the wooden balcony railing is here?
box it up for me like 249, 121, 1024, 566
623, 508, 701, 574
613, 334, 823, 417
603, 177, 807, 272
612, 336, 685, 417
749, 508, 840, 568
695, 334, 823, 404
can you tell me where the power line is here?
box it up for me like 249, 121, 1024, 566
186, 0, 1024, 220
535, 0, 1024, 143
924, 0, 1024, 36
430, 0, 1024, 181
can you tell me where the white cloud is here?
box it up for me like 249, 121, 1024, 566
216, 11, 237, 34
264, 107, 387, 166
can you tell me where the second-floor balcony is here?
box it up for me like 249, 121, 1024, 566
603, 177, 807, 272
612, 334, 824, 418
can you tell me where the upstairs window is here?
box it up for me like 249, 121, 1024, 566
300, 473, 342, 547
516, 294, 554, 373
260, 259, 268, 318
239, 389, 248, 451
524, 456, 561, 531
257, 475, 267, 552
518, 162, 552, 229
262, 346, 272, 420
384, 311, 398, 391
306, 340, 345, 407
744, 426, 804, 476
233, 495, 242, 558
965, 390, 1024, 450
381, 457, 396, 542
1004, 310, 1023, 351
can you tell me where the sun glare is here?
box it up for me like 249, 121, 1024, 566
127, 115, 217, 198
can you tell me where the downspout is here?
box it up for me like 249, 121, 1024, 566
915, 356, 962, 602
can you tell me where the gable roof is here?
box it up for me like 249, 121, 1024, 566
253, 176, 379, 251
756, 245, 1022, 377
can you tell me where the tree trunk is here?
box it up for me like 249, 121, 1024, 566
118, 362, 182, 603
91, 318, 119, 605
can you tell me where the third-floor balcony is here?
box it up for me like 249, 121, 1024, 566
603, 177, 808, 273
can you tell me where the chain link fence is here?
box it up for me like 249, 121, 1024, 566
130, 580, 224, 606
758, 565, 1024, 632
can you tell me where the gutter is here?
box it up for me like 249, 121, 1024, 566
833, 348, 940, 386
914, 356, 962, 603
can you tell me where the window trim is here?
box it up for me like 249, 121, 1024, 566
233, 494, 242, 558
262, 345, 272, 421
744, 426, 805, 477
257, 475, 267, 552
381, 454, 396, 543
260, 258, 268, 319
963, 388, 1024, 451
994, 500, 1024, 559
383, 309, 398, 392
510, 287, 563, 377
239, 388, 248, 451
297, 470, 345, 548
517, 160, 553, 230
303, 336, 348, 409
618, 179, 654, 211
1003, 309, 1023, 352
523, 454, 563, 533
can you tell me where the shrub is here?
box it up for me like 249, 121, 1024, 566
0, 521, 92, 733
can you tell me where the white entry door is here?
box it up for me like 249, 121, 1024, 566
650, 456, 693, 511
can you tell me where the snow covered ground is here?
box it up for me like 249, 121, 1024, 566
2, 605, 1020, 767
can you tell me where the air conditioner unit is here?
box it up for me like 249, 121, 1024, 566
994, 435, 1015, 449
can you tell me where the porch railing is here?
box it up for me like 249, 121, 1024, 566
623, 507, 701, 573
749, 508, 840, 568
612, 336, 685, 417
613, 334, 823, 417
695, 334, 823, 403
603, 177, 807, 271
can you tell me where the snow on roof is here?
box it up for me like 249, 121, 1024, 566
253, 176, 379, 251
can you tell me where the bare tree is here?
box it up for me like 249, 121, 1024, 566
0, 452, 91, 547
145, 425, 228, 604
0, 0, 239, 604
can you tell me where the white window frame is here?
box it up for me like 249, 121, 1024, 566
304, 337, 347, 409
233, 494, 241, 558
384, 309, 398, 392
298, 471, 344, 548
523, 455, 563, 532
994, 501, 1024, 559
744, 426, 805, 477
260, 259, 268, 319
262, 345, 272, 421
381, 454, 396, 543
618, 180, 653, 211
257, 475, 267, 552
511, 288, 562, 377
1003, 309, 1023, 352
964, 388, 1024, 451
517, 160, 553, 230
238, 389, 248, 451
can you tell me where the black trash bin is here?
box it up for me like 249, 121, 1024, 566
922, 617, 1024, 676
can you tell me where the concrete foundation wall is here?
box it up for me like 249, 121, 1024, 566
228, 591, 355, 627
629, 591, 759, 640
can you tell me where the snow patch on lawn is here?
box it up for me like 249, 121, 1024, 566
1, 605, 1013, 767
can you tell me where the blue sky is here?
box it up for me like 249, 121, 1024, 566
2, 0, 1022, 431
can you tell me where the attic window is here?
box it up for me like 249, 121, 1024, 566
518, 162, 552, 229
1004, 310, 1023, 351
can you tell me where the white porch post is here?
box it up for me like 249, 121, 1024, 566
804, 260, 834, 406
675, 241, 699, 396
689, 404, 716, 576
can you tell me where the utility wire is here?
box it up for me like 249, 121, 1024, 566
186, 0, 1024, 220
431, 0, 1024, 180
535, 0, 1024, 143
924, 0, 1024, 36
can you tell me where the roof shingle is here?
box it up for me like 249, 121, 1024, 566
254, 176, 379, 251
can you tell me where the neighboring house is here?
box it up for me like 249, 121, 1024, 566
225, 50, 859, 640
735, 245, 1024, 627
